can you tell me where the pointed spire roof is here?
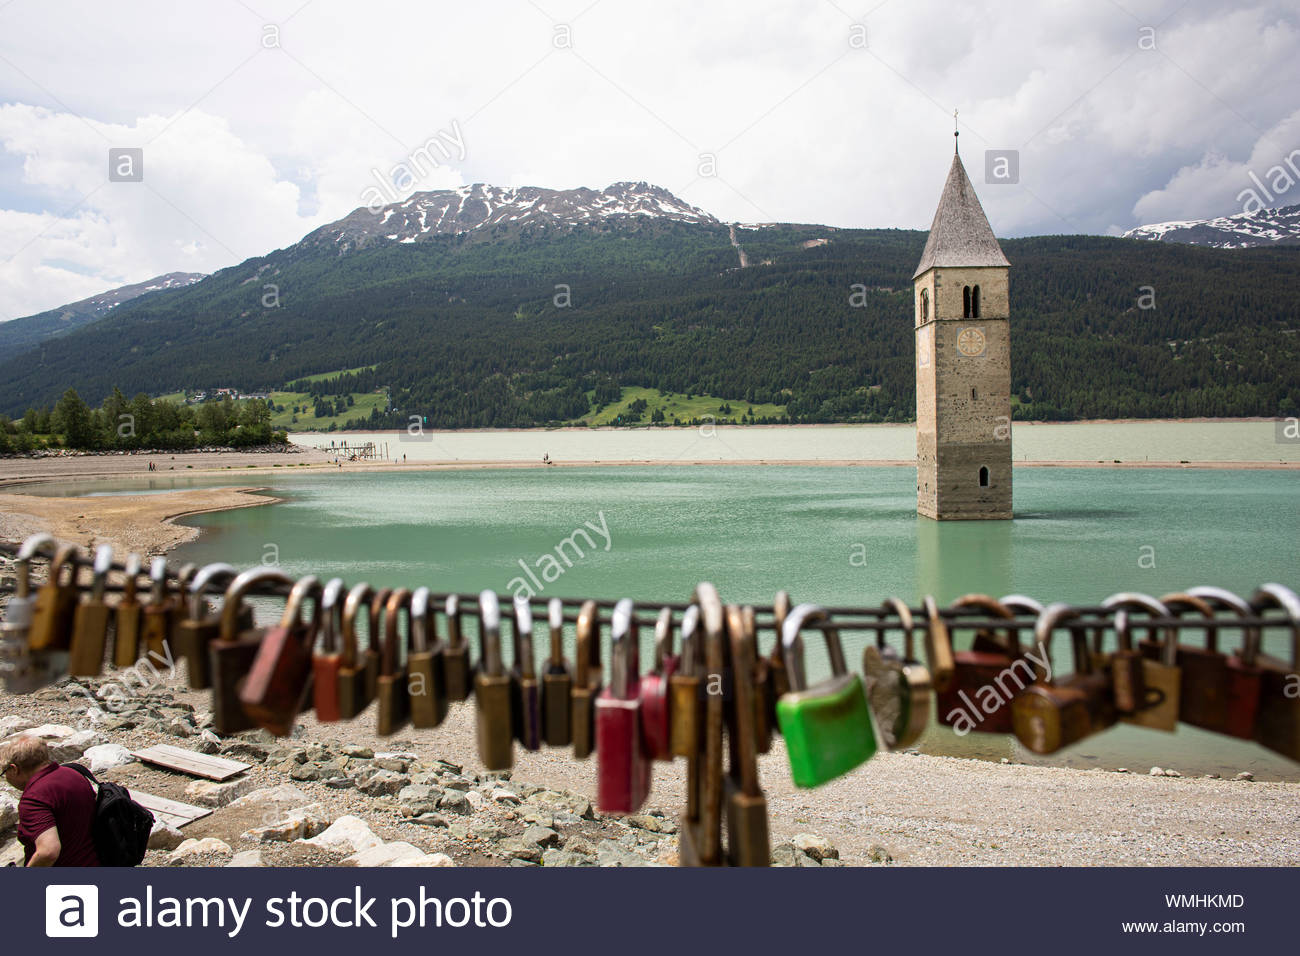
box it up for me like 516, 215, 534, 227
912, 152, 1009, 279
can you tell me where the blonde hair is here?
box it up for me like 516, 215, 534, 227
1, 735, 51, 772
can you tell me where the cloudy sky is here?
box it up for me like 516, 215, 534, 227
1, 0, 1297, 321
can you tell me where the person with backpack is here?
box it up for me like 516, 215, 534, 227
2, 736, 100, 867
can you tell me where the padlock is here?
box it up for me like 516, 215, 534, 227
1250, 583, 1300, 761
1156, 591, 1228, 732
1186, 586, 1265, 740
679, 584, 726, 866
1091, 592, 1150, 713
743, 606, 773, 753
376, 588, 412, 736
1101, 593, 1181, 732
669, 604, 703, 760
1011, 603, 1114, 754
509, 596, 542, 750
173, 563, 241, 689
173, 562, 199, 650
776, 603, 877, 788
140, 557, 175, 663
0, 534, 64, 693
863, 597, 931, 750
638, 606, 678, 761
337, 583, 379, 719
723, 603, 770, 866
475, 590, 514, 771
240, 575, 321, 736
68, 545, 114, 677
922, 595, 956, 692
540, 597, 573, 746
442, 593, 473, 703
27, 544, 80, 652
311, 578, 347, 722
365, 587, 391, 704
596, 599, 653, 814
933, 594, 1021, 734
408, 586, 448, 728
113, 553, 144, 668
571, 599, 603, 760
210, 567, 294, 735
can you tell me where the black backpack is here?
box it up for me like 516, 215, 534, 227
63, 763, 155, 867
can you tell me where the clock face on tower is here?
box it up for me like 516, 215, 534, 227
956, 326, 987, 357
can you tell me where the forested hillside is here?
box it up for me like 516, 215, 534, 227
1, 218, 1295, 426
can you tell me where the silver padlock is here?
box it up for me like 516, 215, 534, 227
1, 533, 67, 692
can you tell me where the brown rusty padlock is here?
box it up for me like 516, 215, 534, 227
311, 578, 347, 722
679, 583, 725, 867
337, 583, 380, 719
1187, 586, 1265, 740
935, 594, 1021, 734
174, 563, 241, 689
240, 575, 321, 737
442, 593, 472, 703
113, 553, 144, 668
68, 545, 114, 677
922, 595, 956, 693
376, 588, 412, 737
723, 604, 769, 867
1011, 604, 1102, 754
1157, 592, 1228, 733
1250, 584, 1300, 761
408, 586, 448, 729
209, 567, 294, 735
140, 557, 176, 663
863, 597, 932, 750
475, 590, 514, 771
27, 545, 80, 652
571, 599, 603, 760
540, 598, 573, 747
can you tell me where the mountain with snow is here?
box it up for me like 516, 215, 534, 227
1123, 201, 1300, 248
0, 271, 206, 352
308, 181, 719, 252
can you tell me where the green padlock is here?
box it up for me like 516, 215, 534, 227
776, 603, 877, 788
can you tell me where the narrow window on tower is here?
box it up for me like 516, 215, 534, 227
979, 466, 990, 487
971, 387, 977, 401
963, 285, 971, 318
920, 288, 929, 321
972, 285, 981, 317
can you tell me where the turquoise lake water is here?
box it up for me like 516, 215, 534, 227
165, 464, 1300, 780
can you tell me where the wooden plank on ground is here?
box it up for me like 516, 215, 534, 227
131, 744, 250, 781
131, 791, 211, 829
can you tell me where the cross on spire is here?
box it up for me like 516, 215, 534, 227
954, 109, 959, 153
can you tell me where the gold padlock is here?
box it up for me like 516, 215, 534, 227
475, 590, 514, 771
68, 545, 114, 677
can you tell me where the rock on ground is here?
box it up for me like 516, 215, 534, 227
304, 815, 384, 855
82, 743, 136, 774
147, 822, 185, 851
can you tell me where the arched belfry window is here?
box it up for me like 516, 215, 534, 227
972, 285, 981, 318
920, 288, 929, 321
963, 286, 972, 318
979, 466, 990, 487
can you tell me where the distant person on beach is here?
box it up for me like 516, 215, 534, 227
2, 736, 99, 867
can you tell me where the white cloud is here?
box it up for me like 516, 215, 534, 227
1, 0, 1298, 320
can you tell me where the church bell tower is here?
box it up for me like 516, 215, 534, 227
913, 136, 1012, 520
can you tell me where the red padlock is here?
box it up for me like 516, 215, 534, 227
638, 606, 678, 761
596, 598, 652, 814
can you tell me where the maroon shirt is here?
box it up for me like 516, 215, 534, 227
17, 764, 100, 867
